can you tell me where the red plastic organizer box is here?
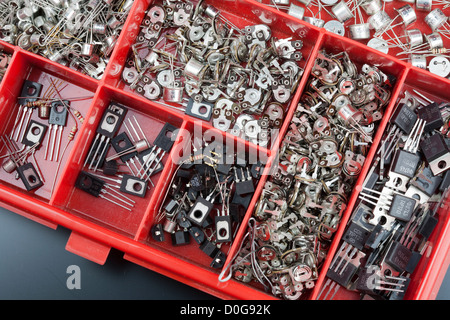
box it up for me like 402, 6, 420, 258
0, 0, 449, 300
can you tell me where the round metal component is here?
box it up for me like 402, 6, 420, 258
142, 81, 161, 100
273, 86, 291, 103
38, 104, 50, 119
425, 9, 447, 31
203, 85, 221, 102
92, 23, 107, 34
122, 66, 138, 85
349, 23, 371, 40
291, 264, 313, 282
29, 33, 44, 46
157, 70, 175, 88
396, 4, 416, 27
244, 120, 261, 139
207, 52, 225, 65
338, 103, 363, 123
163, 219, 177, 234
17, 7, 33, 20
16, 34, 32, 50
144, 51, 159, 64
298, 0, 312, 6
338, 78, 355, 94
42, 20, 55, 33
287, 4, 305, 20
107, 15, 121, 29
255, 74, 271, 90
410, 54, 427, 69
244, 88, 262, 106
148, 5, 165, 24
34, 16, 45, 28
428, 56, 450, 77
204, 4, 219, 18
367, 37, 389, 54
320, 0, 339, 5
406, 29, 423, 48
256, 246, 278, 261
184, 80, 201, 97
281, 61, 300, 77
265, 103, 284, 122
368, 10, 392, 32
48, 50, 64, 62
188, 25, 204, 41
361, 0, 382, 15
17, 20, 32, 33
173, 8, 191, 26
163, 87, 184, 103
425, 32, 444, 49
184, 57, 206, 81
2, 159, 16, 173
81, 43, 95, 57
103, 34, 118, 56
213, 115, 232, 131
416, 0, 433, 11
230, 40, 249, 63
134, 139, 149, 153
324, 20, 345, 37
64, 7, 77, 21
303, 16, 325, 28
331, 2, 354, 23
2, 159, 17, 173
333, 94, 351, 110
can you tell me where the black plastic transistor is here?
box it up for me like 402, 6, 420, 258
388, 194, 416, 222
390, 103, 418, 134
386, 118, 425, 191
417, 102, 444, 133
75, 171, 135, 211
420, 133, 450, 176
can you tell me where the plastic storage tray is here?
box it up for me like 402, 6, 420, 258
0, 0, 449, 300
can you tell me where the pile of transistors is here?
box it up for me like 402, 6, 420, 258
78, 103, 179, 211
259, 1, 450, 79
151, 138, 264, 269
122, 0, 304, 147
1, 79, 84, 194
318, 90, 450, 300
0, 0, 133, 79
228, 50, 395, 300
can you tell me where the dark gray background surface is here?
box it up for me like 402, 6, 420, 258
0, 206, 449, 300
